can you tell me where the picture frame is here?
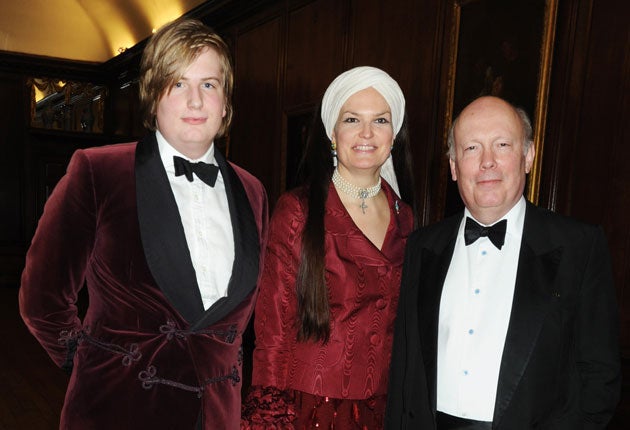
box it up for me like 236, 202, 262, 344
442, 0, 558, 215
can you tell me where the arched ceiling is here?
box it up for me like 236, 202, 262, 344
0, 0, 208, 63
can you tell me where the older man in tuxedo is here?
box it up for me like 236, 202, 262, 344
386, 96, 620, 429
19, 19, 268, 429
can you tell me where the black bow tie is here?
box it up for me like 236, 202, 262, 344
464, 217, 507, 250
173, 156, 219, 187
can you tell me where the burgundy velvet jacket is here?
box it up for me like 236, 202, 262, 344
19, 134, 268, 430
250, 182, 413, 401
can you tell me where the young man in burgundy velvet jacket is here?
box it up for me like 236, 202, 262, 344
19, 19, 268, 429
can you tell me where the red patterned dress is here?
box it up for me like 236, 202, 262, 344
242, 181, 414, 429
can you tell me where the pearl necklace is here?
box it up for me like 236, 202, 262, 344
332, 168, 381, 214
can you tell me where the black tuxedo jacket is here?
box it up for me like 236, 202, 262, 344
385, 201, 621, 429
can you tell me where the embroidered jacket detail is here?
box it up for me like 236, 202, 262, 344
59, 322, 242, 397
159, 320, 238, 343
204, 366, 241, 387
138, 365, 241, 398
139, 365, 204, 397
59, 327, 142, 366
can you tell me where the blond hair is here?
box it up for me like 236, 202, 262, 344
139, 18, 233, 136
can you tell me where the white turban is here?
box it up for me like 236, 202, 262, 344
321, 66, 405, 196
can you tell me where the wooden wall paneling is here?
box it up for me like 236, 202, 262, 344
573, 0, 630, 263
536, 0, 629, 426
284, 0, 348, 109
349, 0, 421, 72
109, 80, 143, 138
230, 16, 284, 204
0, 76, 25, 244
565, 7, 626, 221
19, 134, 76, 287
278, 0, 348, 199
25, 131, 137, 229
538, 0, 592, 212
350, 0, 447, 225
543, 0, 630, 350
109, 82, 133, 137
572, 0, 630, 363
0, 74, 27, 286
37, 157, 68, 220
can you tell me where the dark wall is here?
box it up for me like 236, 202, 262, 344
0, 0, 628, 424
224, 0, 446, 219
0, 55, 139, 286
539, 0, 629, 424
0, 74, 27, 285
543, 0, 630, 341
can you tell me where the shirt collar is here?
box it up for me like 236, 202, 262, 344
156, 130, 216, 169
463, 196, 526, 243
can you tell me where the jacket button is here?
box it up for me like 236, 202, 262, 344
370, 334, 381, 345
376, 298, 387, 309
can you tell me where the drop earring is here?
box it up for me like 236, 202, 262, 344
331, 140, 337, 167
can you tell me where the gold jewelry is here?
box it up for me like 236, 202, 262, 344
332, 168, 381, 214
331, 140, 337, 166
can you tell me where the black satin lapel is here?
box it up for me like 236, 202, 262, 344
191, 150, 260, 330
493, 212, 562, 426
135, 134, 204, 323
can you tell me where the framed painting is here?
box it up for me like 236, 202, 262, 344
442, 0, 558, 215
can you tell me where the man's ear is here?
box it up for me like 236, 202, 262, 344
524, 144, 535, 174
449, 157, 458, 181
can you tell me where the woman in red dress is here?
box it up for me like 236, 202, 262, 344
242, 66, 416, 429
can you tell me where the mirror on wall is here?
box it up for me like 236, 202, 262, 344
29, 77, 107, 133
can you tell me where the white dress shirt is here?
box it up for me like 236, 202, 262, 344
157, 131, 235, 310
437, 197, 526, 421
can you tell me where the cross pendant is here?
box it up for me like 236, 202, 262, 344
360, 200, 368, 214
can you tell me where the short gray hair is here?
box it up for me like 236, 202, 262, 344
447, 101, 534, 160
